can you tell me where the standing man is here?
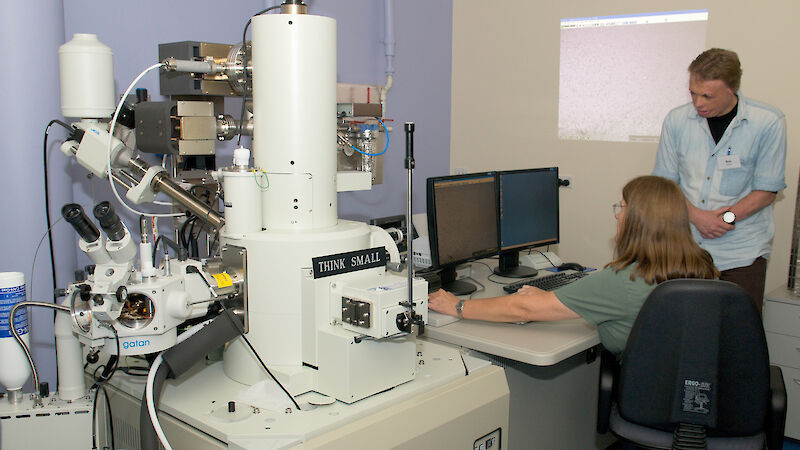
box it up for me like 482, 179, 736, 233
653, 48, 787, 311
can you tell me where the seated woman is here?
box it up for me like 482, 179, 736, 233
428, 175, 719, 355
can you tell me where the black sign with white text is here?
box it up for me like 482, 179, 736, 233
312, 247, 386, 279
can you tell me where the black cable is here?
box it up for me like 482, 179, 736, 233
486, 274, 507, 285
43, 120, 73, 301
471, 261, 509, 285
189, 185, 214, 204
221, 307, 301, 410
209, 232, 220, 257
42, 120, 73, 393
179, 215, 196, 254
93, 328, 121, 386
92, 364, 109, 382
91, 385, 116, 450
189, 185, 214, 197
152, 235, 164, 267
238, 328, 301, 410
152, 235, 180, 267
118, 366, 150, 377
188, 218, 199, 258
237, 5, 283, 146
103, 385, 115, 450
533, 249, 559, 268
91, 385, 100, 449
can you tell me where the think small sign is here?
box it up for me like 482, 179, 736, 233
312, 247, 386, 279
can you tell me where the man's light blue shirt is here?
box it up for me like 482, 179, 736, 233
653, 93, 787, 271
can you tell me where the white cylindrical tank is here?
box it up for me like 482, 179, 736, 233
0, 272, 31, 400
58, 33, 115, 119
54, 299, 85, 401
251, 14, 338, 231
222, 169, 264, 236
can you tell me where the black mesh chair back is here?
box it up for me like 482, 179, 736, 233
597, 279, 786, 450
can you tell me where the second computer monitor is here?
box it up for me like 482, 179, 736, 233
426, 172, 499, 294
495, 167, 560, 277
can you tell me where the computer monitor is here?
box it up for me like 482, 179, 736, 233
426, 172, 499, 295
495, 167, 560, 278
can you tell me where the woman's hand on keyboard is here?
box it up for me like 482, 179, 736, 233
428, 289, 459, 317
517, 285, 545, 296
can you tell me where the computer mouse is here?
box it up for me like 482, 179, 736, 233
557, 262, 585, 272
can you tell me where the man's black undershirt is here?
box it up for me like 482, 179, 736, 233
707, 101, 738, 144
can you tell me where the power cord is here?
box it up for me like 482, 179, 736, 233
220, 306, 301, 410
42, 120, 76, 302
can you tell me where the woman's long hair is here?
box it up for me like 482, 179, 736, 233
608, 176, 719, 284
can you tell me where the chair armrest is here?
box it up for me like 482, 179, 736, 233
597, 349, 618, 433
766, 365, 787, 450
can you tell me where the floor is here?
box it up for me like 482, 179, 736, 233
610, 437, 800, 449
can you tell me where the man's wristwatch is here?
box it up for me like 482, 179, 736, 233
722, 210, 736, 224
455, 299, 466, 319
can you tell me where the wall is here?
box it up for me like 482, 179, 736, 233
0, 0, 71, 392
451, 0, 800, 294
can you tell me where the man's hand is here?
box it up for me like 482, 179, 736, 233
689, 206, 734, 239
428, 289, 459, 317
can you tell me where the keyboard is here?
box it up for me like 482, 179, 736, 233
503, 271, 588, 293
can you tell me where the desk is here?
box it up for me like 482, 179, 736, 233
764, 287, 800, 439
422, 259, 612, 449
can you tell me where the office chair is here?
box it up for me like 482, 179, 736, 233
596, 279, 787, 450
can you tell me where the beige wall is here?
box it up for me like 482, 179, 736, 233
450, 1, 800, 294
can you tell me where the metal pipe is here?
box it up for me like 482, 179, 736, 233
127, 157, 225, 230
217, 114, 253, 140
404, 122, 415, 311
280, 0, 307, 14
10, 301, 71, 406
162, 57, 222, 74
113, 170, 137, 188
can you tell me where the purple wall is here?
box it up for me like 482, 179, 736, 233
0, 0, 72, 391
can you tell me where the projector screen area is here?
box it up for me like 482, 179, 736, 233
558, 10, 708, 143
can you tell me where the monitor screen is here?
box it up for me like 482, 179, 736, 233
426, 172, 498, 294
498, 167, 559, 250
495, 167, 559, 277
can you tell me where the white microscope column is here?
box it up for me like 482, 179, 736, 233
222, 14, 372, 389
252, 13, 337, 230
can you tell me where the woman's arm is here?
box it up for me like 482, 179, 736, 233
428, 285, 579, 323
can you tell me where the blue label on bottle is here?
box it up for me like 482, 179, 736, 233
0, 285, 28, 338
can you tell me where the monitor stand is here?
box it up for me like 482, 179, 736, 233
439, 266, 477, 295
493, 251, 538, 278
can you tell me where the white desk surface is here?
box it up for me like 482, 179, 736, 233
421, 258, 600, 366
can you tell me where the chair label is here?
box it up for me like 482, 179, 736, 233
682, 379, 711, 414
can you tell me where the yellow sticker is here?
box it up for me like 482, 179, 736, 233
212, 272, 233, 288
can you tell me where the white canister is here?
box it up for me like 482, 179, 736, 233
58, 33, 115, 118
0, 272, 31, 395
222, 169, 264, 236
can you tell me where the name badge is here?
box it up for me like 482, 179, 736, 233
717, 155, 741, 170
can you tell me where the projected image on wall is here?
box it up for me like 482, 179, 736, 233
558, 10, 708, 143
